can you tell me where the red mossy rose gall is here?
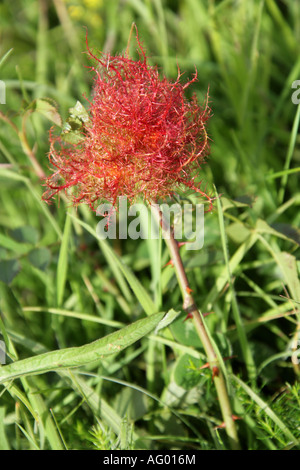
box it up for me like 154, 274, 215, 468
42, 30, 212, 210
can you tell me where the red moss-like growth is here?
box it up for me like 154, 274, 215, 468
42, 31, 212, 210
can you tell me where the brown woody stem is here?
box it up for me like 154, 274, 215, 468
152, 204, 241, 450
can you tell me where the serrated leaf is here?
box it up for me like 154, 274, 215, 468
60, 101, 90, 143
69, 101, 90, 123
35, 98, 62, 126
61, 128, 85, 144
61, 117, 85, 144
63, 117, 83, 132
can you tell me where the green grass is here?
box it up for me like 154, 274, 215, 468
0, 0, 300, 450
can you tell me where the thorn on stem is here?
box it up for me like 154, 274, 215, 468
214, 415, 242, 430
212, 366, 219, 379
199, 355, 236, 379
184, 310, 213, 321
184, 312, 193, 321
199, 362, 219, 377
177, 241, 191, 247
163, 259, 174, 268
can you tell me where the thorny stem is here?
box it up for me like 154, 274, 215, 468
152, 204, 241, 450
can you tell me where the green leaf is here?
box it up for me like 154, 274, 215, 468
256, 230, 300, 303
0, 248, 7, 261
0, 310, 165, 384
69, 100, 90, 123
61, 119, 85, 144
61, 101, 90, 144
173, 354, 202, 390
0, 259, 20, 284
256, 218, 299, 244
226, 222, 251, 244
28, 247, 51, 271
10, 226, 39, 245
276, 251, 300, 302
271, 223, 300, 246
170, 316, 202, 349
0, 233, 31, 255
154, 309, 181, 333
221, 195, 255, 211
35, 98, 62, 126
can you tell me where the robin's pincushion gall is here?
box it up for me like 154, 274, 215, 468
43, 30, 211, 210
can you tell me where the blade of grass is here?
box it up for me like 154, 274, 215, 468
203, 232, 258, 311
257, 235, 300, 303
56, 213, 72, 307
0, 168, 62, 238
0, 407, 10, 450
0, 300, 64, 449
21, 378, 64, 450
49, 408, 68, 450
278, 103, 300, 204
15, 423, 40, 450
215, 186, 257, 382
66, 371, 143, 444
23, 306, 124, 329
0, 48, 14, 69
78, 370, 207, 445
233, 374, 299, 448
69, 213, 157, 316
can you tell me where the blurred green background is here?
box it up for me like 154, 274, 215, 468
1, 0, 300, 205
0, 0, 300, 451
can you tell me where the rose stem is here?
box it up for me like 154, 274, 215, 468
152, 204, 241, 450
